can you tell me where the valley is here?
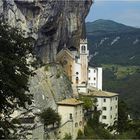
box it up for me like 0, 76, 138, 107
87, 19, 140, 118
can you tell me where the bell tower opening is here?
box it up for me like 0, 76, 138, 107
80, 39, 88, 54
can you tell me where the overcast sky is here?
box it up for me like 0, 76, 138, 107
86, 0, 140, 27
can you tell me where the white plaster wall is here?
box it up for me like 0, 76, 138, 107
77, 84, 87, 93
96, 96, 118, 126
97, 67, 102, 90
110, 96, 118, 125
72, 63, 81, 84
88, 67, 102, 90
58, 105, 84, 140
97, 97, 111, 125
88, 67, 97, 87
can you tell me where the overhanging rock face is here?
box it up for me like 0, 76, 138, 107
0, 0, 92, 109
1, 0, 92, 63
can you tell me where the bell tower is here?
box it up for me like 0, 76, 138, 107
79, 39, 89, 83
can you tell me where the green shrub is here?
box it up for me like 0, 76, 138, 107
77, 129, 84, 139
63, 133, 72, 140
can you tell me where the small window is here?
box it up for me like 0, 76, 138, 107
79, 121, 82, 126
94, 70, 96, 73
76, 72, 79, 75
81, 45, 86, 53
70, 114, 72, 119
110, 115, 112, 119
110, 107, 112, 110
116, 105, 117, 109
76, 77, 79, 84
103, 99, 106, 102
88, 78, 90, 80
89, 70, 90, 73
102, 115, 107, 119
102, 107, 107, 110
94, 77, 96, 80
75, 122, 78, 127
116, 97, 118, 100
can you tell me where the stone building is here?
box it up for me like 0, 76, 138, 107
56, 39, 102, 95
57, 98, 84, 140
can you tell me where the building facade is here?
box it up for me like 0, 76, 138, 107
85, 89, 118, 126
88, 67, 102, 90
56, 39, 102, 93
57, 98, 84, 140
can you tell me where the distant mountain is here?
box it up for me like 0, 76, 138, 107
86, 19, 140, 66
86, 19, 140, 118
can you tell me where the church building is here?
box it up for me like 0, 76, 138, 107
56, 39, 102, 95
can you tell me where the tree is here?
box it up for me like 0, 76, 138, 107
79, 96, 96, 111
39, 108, 61, 129
0, 21, 35, 138
112, 100, 129, 133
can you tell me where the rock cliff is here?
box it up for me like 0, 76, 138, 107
0, 0, 92, 109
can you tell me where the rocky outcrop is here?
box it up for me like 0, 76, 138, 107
30, 64, 73, 110
1, 0, 92, 63
0, 0, 92, 109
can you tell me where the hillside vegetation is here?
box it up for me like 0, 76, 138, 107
86, 19, 140, 66
86, 20, 140, 118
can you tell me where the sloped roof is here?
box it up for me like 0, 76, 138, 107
57, 98, 83, 106
56, 48, 74, 60
80, 88, 118, 98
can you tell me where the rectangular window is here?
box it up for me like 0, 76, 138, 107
89, 70, 90, 73
116, 97, 118, 100
102, 107, 107, 110
88, 78, 90, 80
103, 99, 106, 102
94, 77, 96, 80
70, 113, 72, 119
110, 115, 112, 119
110, 107, 112, 110
102, 115, 107, 119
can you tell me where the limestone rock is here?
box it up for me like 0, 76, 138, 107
0, 0, 92, 109
29, 64, 73, 110
1, 0, 92, 63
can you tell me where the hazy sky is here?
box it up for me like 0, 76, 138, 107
86, 0, 140, 27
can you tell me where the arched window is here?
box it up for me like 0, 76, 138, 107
81, 45, 86, 53
70, 113, 72, 119
75, 122, 78, 127
79, 121, 82, 126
